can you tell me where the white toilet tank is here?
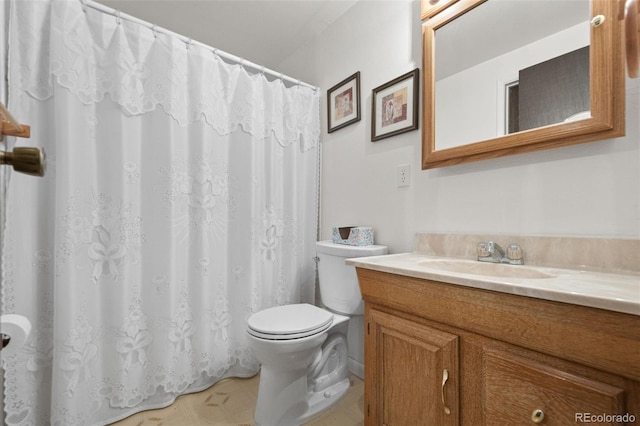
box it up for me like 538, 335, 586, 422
316, 241, 388, 315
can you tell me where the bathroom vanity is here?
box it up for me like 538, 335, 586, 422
348, 237, 640, 425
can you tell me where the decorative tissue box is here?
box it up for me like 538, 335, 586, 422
332, 226, 374, 246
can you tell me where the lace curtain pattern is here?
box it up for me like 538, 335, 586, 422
2, 1, 320, 424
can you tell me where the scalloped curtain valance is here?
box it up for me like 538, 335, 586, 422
9, 0, 320, 150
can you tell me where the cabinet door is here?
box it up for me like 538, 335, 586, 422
366, 308, 458, 425
484, 347, 626, 425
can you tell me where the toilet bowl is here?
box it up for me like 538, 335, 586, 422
247, 241, 388, 425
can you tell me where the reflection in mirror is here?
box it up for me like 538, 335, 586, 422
421, 0, 625, 169
435, 0, 591, 151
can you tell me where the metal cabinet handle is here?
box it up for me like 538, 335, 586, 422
441, 369, 451, 415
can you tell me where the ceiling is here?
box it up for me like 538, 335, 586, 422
98, 0, 359, 70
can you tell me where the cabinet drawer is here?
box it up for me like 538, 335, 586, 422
484, 348, 625, 425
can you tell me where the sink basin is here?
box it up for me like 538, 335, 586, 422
417, 259, 555, 279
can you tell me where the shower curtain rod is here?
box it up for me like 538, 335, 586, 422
82, 0, 319, 91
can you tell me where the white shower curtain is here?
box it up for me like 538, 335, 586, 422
2, 1, 320, 424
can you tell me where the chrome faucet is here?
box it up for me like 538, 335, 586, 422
477, 241, 524, 265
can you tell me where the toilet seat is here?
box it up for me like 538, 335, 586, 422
247, 304, 334, 340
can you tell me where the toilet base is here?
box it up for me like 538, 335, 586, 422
297, 377, 350, 424
254, 375, 350, 426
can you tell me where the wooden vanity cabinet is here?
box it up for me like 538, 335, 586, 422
357, 268, 640, 426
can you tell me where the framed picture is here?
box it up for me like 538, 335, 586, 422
327, 72, 361, 133
371, 69, 420, 141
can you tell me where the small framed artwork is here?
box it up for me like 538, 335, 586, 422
327, 72, 361, 133
371, 68, 420, 142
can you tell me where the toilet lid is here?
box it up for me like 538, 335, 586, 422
247, 304, 334, 340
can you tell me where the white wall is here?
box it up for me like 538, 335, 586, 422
279, 0, 640, 254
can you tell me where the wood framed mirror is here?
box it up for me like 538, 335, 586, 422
422, 0, 625, 169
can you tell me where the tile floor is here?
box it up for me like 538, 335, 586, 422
110, 374, 364, 426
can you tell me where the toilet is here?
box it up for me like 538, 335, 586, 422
247, 240, 388, 425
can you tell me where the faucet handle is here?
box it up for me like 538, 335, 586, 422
506, 243, 524, 263
477, 242, 489, 258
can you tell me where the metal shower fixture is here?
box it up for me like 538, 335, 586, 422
0, 102, 46, 177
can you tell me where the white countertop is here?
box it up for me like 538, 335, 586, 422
346, 253, 640, 316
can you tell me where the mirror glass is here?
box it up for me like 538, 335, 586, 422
434, 0, 591, 151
